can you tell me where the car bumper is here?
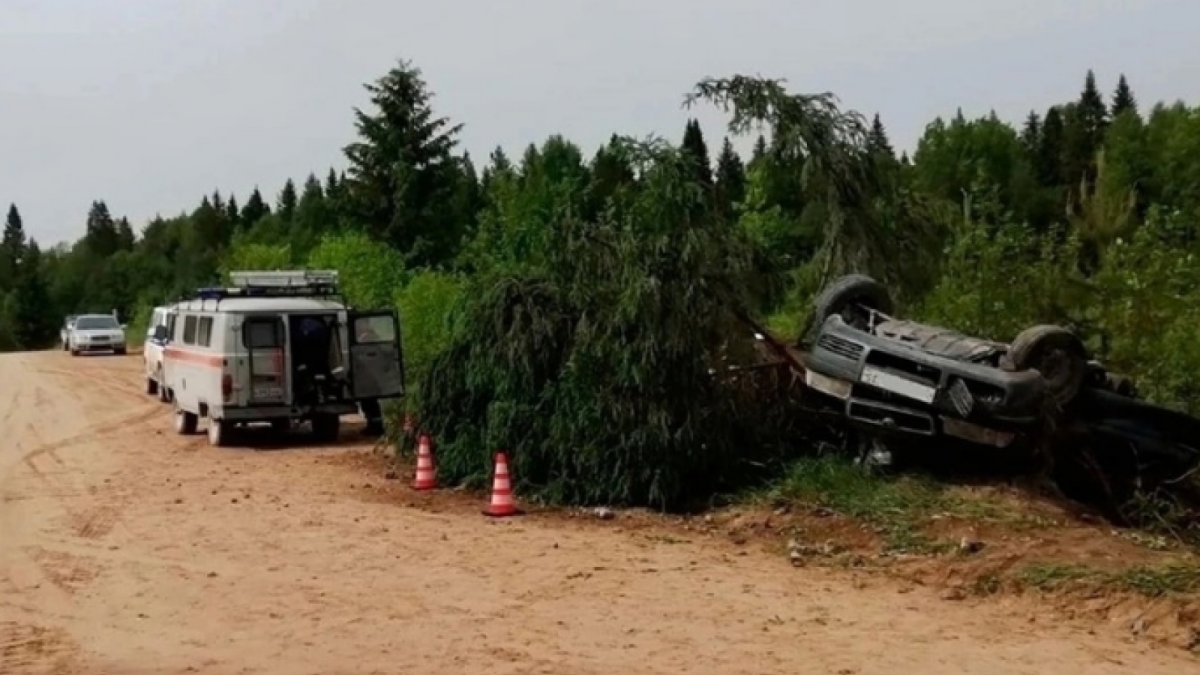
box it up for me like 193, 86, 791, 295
74, 343, 126, 352
805, 317, 1046, 443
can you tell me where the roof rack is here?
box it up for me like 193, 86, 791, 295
191, 269, 342, 301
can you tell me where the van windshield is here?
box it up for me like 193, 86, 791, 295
75, 316, 119, 330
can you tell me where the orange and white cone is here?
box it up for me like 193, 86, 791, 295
482, 451, 521, 517
413, 434, 437, 491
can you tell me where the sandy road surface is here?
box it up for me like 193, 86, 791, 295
0, 350, 1193, 675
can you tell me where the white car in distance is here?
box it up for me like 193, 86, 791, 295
68, 314, 128, 356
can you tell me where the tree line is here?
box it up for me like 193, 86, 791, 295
3, 59, 1199, 506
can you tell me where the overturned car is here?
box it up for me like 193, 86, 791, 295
797, 274, 1200, 500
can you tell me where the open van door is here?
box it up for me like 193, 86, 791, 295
347, 310, 405, 399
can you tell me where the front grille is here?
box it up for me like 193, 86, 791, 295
864, 349, 940, 387
846, 399, 936, 434
817, 333, 864, 360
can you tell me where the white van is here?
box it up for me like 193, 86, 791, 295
160, 270, 405, 446
143, 304, 178, 400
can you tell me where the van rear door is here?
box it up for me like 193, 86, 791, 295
347, 310, 405, 399
242, 315, 289, 405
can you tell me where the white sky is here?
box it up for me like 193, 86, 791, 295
2, 0, 1196, 245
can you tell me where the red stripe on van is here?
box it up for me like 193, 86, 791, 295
164, 347, 225, 368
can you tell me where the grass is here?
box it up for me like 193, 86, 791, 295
1017, 562, 1200, 597
758, 454, 1024, 554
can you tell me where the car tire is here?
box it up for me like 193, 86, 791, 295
174, 407, 199, 435
207, 418, 228, 447
311, 414, 340, 443
114, 348, 127, 356
806, 273, 894, 342
1009, 325, 1088, 407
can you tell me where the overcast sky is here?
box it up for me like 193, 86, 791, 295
2, 0, 1196, 246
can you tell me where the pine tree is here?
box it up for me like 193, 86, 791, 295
1111, 74, 1138, 118
867, 114, 894, 157
343, 58, 464, 264
0, 204, 26, 292
241, 188, 270, 226
680, 119, 713, 186
278, 179, 298, 221
713, 137, 746, 221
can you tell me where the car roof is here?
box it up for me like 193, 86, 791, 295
174, 296, 346, 313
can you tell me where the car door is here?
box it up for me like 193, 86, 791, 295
347, 310, 405, 400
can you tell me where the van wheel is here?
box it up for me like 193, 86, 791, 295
207, 419, 228, 447
147, 378, 159, 396
174, 407, 198, 435
311, 414, 340, 443
159, 385, 172, 404
271, 419, 291, 433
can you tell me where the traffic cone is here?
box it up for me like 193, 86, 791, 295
413, 434, 437, 491
482, 451, 521, 517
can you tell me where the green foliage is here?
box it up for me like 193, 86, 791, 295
419, 139, 787, 508
394, 270, 466, 409
304, 231, 407, 310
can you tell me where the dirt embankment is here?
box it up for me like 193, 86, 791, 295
1, 351, 1195, 674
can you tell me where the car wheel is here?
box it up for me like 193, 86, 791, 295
806, 274, 894, 342
1009, 325, 1088, 407
207, 418, 228, 447
114, 348, 127, 356
174, 407, 199, 435
147, 378, 159, 396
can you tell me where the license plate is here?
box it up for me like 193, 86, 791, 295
859, 366, 936, 403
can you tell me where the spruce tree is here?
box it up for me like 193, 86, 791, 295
713, 137, 746, 220
680, 119, 713, 186
1035, 107, 1067, 187
241, 187, 270, 226
0, 204, 26, 291
867, 113, 894, 157
278, 179, 298, 221
13, 239, 51, 348
115, 216, 135, 251
1020, 111, 1041, 156
1111, 74, 1138, 118
84, 201, 120, 259
343, 58, 464, 265
225, 194, 241, 228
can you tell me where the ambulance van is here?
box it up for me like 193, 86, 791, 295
160, 270, 405, 446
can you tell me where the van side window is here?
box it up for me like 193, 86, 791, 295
182, 315, 198, 345
243, 318, 283, 349
197, 317, 214, 347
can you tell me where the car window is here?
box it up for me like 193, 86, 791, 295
243, 318, 284, 349
182, 316, 198, 344
197, 317, 214, 347
353, 315, 395, 343
74, 316, 119, 330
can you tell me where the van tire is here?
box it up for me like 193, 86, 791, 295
159, 385, 172, 404
207, 419, 227, 447
174, 407, 198, 435
147, 378, 159, 396
311, 414, 340, 443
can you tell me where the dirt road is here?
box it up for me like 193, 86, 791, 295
0, 350, 1193, 675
